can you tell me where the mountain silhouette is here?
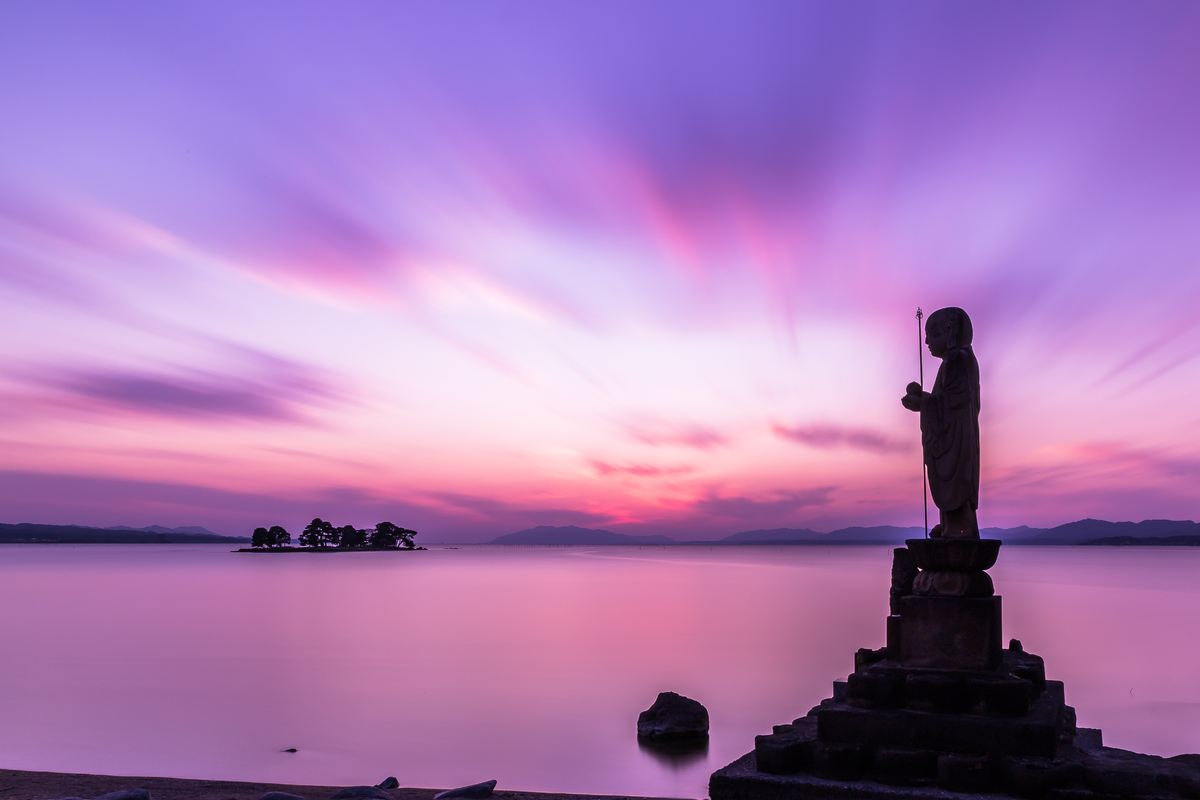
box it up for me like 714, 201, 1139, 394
0, 523, 247, 543
488, 525, 676, 545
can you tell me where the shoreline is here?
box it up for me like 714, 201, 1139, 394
0, 768, 690, 800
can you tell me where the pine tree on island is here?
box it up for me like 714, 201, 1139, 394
251, 525, 292, 548
251, 518, 419, 550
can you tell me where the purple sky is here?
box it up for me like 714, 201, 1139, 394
2, 2, 1199, 540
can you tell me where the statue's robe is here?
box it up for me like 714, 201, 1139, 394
920, 345, 980, 517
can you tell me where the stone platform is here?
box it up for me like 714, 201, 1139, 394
709, 538, 1200, 799
710, 742, 1200, 800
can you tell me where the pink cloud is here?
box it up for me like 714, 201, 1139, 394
12, 357, 349, 426
773, 423, 915, 455
590, 460, 693, 478
626, 421, 728, 450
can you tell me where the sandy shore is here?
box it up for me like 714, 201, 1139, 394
0, 769, 689, 800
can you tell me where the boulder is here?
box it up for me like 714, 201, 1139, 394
329, 788, 393, 800
637, 691, 709, 740
375, 778, 399, 790
432, 780, 496, 799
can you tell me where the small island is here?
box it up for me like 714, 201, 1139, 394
238, 518, 426, 552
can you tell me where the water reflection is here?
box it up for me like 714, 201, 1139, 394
637, 735, 710, 770
0, 544, 1197, 799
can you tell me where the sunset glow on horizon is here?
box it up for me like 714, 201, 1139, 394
2, 2, 1199, 540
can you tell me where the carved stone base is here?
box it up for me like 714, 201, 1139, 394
899, 596, 1002, 671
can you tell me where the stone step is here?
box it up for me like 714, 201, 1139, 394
817, 681, 1069, 759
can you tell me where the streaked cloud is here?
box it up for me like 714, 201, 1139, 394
772, 423, 915, 455
0, 3, 1198, 537
590, 461, 693, 478
626, 422, 728, 450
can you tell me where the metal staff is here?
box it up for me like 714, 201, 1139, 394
917, 307, 928, 538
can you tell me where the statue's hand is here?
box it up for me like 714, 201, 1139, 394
902, 382, 923, 411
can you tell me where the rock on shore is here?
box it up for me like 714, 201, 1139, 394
637, 692, 709, 740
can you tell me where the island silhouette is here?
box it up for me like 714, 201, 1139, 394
242, 518, 423, 551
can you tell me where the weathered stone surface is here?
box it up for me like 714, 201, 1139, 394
886, 615, 902, 657
847, 669, 905, 710
855, 647, 889, 673
1075, 729, 1103, 750
937, 752, 991, 791
1082, 757, 1162, 797
899, 596, 1002, 671
843, 659, 1037, 718
1169, 753, 1200, 771
912, 569, 994, 597
812, 741, 867, 781
432, 780, 496, 799
903, 671, 973, 714
329, 787, 393, 800
96, 791, 151, 800
869, 747, 937, 786
890, 549, 918, 615
999, 756, 1080, 797
714, 751, 1012, 800
1005, 650, 1047, 696
818, 682, 1065, 758
906, 539, 1001, 571
637, 691, 709, 740
755, 720, 817, 775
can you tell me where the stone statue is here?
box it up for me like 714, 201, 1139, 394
901, 307, 980, 539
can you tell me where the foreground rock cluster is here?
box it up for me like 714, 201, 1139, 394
52, 776, 497, 800
710, 539, 1200, 800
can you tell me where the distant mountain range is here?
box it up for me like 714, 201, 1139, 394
0, 523, 249, 544
489, 525, 677, 545
487, 519, 1200, 546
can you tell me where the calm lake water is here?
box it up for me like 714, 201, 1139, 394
0, 544, 1198, 798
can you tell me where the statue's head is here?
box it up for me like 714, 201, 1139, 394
925, 307, 973, 358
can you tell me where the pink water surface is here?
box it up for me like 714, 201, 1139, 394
0, 544, 1196, 799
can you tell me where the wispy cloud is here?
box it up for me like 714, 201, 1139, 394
15, 356, 348, 426
426, 492, 616, 529
772, 423, 914, 455
58, 372, 298, 421
626, 421, 728, 450
590, 460, 692, 478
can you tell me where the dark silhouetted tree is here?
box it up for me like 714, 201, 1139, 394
373, 521, 418, 549
339, 525, 366, 549
252, 527, 271, 548
300, 518, 335, 547
268, 525, 290, 548
368, 524, 396, 548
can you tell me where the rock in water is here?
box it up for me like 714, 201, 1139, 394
637, 691, 709, 740
262, 793, 307, 800
96, 791, 152, 800
376, 778, 400, 790
329, 788, 394, 800
433, 780, 497, 799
